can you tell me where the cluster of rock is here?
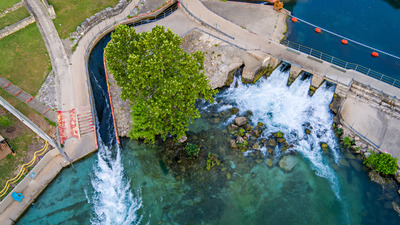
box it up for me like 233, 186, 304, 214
226, 107, 297, 172
71, 0, 130, 43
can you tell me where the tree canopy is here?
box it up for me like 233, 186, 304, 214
105, 25, 217, 143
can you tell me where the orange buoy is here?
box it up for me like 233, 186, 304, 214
371, 52, 379, 57
291, 17, 297, 23
315, 28, 321, 33
341, 39, 348, 45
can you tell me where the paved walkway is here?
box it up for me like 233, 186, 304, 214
179, 0, 400, 99
0, 76, 56, 122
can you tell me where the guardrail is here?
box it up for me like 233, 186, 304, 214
281, 39, 400, 89
0, 141, 49, 198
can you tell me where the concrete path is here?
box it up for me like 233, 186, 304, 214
0, 76, 56, 122
179, 0, 400, 99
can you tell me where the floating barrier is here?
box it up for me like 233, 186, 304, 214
291, 17, 297, 23
314, 28, 321, 33
341, 39, 348, 45
288, 14, 400, 60
372, 52, 379, 57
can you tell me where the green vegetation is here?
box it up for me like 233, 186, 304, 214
0, 0, 20, 11
238, 128, 245, 136
48, 0, 119, 38
236, 140, 248, 152
0, 7, 30, 29
343, 136, 352, 149
185, 143, 200, 159
364, 151, 398, 175
0, 116, 14, 127
0, 24, 51, 95
105, 25, 217, 143
206, 153, 220, 170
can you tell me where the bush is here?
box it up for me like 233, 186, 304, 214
185, 143, 200, 159
0, 116, 13, 127
363, 151, 398, 175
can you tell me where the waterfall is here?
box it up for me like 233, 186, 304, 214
218, 65, 342, 199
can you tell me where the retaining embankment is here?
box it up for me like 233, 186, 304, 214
0, 16, 35, 40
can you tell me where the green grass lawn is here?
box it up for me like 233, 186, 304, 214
0, 0, 21, 11
48, 0, 119, 38
0, 6, 30, 29
0, 23, 51, 96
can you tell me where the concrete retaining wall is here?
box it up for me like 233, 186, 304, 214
72, 0, 130, 43
0, 1, 25, 19
0, 16, 35, 40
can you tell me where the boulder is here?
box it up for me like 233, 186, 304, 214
230, 107, 239, 115
252, 143, 260, 149
229, 139, 237, 149
234, 117, 247, 126
236, 136, 245, 144
267, 138, 276, 147
267, 148, 274, 155
265, 158, 273, 167
321, 143, 329, 151
243, 124, 252, 131
177, 136, 187, 143
305, 128, 311, 135
228, 123, 239, 131
277, 137, 286, 143
279, 156, 299, 172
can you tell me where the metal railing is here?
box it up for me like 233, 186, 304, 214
281, 39, 400, 89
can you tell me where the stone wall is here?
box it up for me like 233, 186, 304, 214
0, 16, 35, 40
39, 0, 56, 19
0, 1, 25, 19
71, 0, 130, 43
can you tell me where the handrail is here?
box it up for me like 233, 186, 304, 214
281, 39, 400, 89
0, 141, 49, 198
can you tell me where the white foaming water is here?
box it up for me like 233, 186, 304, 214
90, 138, 143, 225
89, 75, 143, 224
219, 65, 342, 199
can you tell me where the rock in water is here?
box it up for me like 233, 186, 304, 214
230, 107, 239, 115
229, 139, 237, 149
320, 143, 328, 150
228, 123, 239, 131
267, 138, 276, 147
234, 117, 247, 126
265, 158, 273, 167
279, 156, 299, 172
368, 171, 392, 185
236, 136, 245, 144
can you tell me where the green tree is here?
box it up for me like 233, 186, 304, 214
105, 25, 217, 143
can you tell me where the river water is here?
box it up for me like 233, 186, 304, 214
17, 2, 400, 225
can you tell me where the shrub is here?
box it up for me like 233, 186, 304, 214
0, 116, 13, 128
343, 136, 352, 148
185, 143, 200, 159
363, 151, 398, 175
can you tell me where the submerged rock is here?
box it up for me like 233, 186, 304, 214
267, 148, 274, 155
368, 171, 392, 185
229, 139, 237, 149
265, 158, 273, 167
279, 155, 299, 172
234, 117, 247, 126
243, 124, 252, 131
230, 107, 239, 115
393, 202, 400, 216
252, 143, 260, 149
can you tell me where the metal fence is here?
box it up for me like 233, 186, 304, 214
281, 39, 400, 89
